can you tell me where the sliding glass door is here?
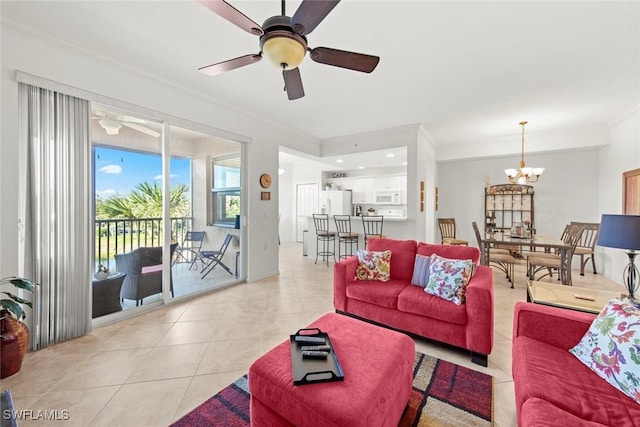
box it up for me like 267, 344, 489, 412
91, 104, 243, 318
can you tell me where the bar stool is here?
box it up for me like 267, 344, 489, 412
334, 215, 359, 259
362, 215, 384, 248
313, 214, 336, 265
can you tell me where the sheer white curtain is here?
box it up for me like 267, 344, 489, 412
19, 83, 92, 349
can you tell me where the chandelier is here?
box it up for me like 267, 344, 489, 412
504, 121, 544, 184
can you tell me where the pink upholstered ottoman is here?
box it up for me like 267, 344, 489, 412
248, 312, 415, 427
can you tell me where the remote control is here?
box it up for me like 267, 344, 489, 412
574, 293, 596, 301
300, 345, 331, 352
302, 350, 329, 360
295, 336, 326, 345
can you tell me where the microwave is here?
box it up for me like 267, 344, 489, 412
375, 191, 401, 204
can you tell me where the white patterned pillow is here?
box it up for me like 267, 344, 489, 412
411, 254, 431, 288
569, 298, 640, 404
355, 250, 392, 282
424, 254, 474, 305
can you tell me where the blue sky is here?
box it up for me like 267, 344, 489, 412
94, 146, 191, 198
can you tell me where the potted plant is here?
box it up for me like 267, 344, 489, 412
1, 276, 35, 378
94, 263, 110, 281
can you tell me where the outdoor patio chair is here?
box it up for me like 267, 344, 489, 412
199, 234, 234, 279
115, 243, 177, 306
173, 231, 206, 270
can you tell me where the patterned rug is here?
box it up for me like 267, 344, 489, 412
171, 352, 492, 426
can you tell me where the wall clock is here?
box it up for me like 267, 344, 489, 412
260, 173, 272, 189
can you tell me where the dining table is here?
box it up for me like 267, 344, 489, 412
480, 232, 573, 285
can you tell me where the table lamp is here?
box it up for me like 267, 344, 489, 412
597, 214, 640, 300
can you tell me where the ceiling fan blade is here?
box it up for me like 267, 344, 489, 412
121, 122, 161, 138
291, 0, 340, 35
283, 68, 304, 100
310, 47, 379, 73
198, 0, 263, 35
199, 54, 262, 76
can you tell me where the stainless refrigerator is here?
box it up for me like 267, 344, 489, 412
320, 190, 353, 216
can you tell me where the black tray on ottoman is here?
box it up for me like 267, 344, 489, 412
289, 328, 344, 385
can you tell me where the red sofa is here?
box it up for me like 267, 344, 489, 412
333, 238, 494, 366
512, 302, 640, 425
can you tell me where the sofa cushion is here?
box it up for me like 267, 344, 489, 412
513, 335, 640, 425
520, 398, 609, 427
410, 254, 431, 288
417, 242, 480, 265
397, 285, 467, 325
355, 249, 391, 282
345, 280, 407, 309
569, 298, 640, 404
424, 254, 474, 305
367, 238, 417, 281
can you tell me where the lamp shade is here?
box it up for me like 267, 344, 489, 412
597, 214, 640, 251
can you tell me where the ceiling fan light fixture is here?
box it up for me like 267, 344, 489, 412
261, 32, 307, 70
98, 119, 122, 135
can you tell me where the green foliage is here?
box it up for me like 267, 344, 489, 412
96, 182, 190, 219
0, 277, 35, 321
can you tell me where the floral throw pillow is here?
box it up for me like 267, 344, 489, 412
355, 250, 392, 282
424, 254, 474, 305
569, 298, 640, 404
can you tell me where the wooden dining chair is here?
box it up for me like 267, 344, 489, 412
570, 221, 600, 275
527, 224, 582, 286
438, 218, 468, 246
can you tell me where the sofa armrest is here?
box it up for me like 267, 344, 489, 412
512, 301, 595, 350
333, 256, 359, 311
464, 265, 494, 355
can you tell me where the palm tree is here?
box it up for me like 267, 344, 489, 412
96, 182, 189, 219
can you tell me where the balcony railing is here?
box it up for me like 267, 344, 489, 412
95, 217, 192, 270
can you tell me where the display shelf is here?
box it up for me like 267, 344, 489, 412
485, 184, 535, 234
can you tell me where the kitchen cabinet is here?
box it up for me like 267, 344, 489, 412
374, 176, 403, 191
484, 184, 535, 234
351, 178, 375, 203
327, 177, 374, 203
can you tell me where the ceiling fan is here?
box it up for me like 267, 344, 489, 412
92, 110, 160, 138
198, 0, 380, 100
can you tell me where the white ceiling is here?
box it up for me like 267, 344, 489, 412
3, 1, 639, 163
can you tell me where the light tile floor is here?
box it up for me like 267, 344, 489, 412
1, 243, 620, 426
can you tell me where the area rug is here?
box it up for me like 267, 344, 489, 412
171, 352, 492, 426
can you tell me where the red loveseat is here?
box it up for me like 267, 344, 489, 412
333, 238, 494, 366
512, 302, 640, 425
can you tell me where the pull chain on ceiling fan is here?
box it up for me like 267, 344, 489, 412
197, 0, 380, 100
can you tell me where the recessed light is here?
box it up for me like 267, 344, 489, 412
402, 162, 407, 166
386, 153, 395, 158
336, 159, 343, 163
358, 166, 364, 169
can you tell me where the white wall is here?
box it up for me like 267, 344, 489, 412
437, 149, 602, 247
0, 27, 317, 283
597, 107, 640, 281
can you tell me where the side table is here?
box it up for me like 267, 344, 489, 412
527, 280, 621, 314
92, 272, 125, 318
